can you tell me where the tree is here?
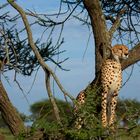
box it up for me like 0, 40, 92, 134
30, 99, 73, 123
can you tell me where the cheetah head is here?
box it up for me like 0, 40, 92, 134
111, 44, 129, 62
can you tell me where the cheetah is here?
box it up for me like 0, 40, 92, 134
74, 44, 129, 130
101, 44, 129, 128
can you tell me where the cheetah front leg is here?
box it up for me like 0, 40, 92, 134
109, 91, 118, 128
101, 91, 108, 128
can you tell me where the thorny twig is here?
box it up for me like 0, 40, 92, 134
27, 66, 40, 94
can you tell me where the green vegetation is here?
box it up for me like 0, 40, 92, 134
24, 88, 140, 139
0, 94, 140, 139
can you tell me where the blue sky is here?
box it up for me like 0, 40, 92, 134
1, 1, 140, 115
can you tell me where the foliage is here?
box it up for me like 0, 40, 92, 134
0, 97, 138, 139
0, 27, 65, 76
29, 89, 105, 139
28, 96, 140, 140
74, 86, 102, 129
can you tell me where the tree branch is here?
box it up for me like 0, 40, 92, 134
122, 43, 140, 70
109, 17, 120, 40
45, 71, 62, 125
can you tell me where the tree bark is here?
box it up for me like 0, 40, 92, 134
0, 81, 26, 136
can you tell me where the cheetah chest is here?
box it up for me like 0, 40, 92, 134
109, 68, 121, 93
101, 60, 122, 93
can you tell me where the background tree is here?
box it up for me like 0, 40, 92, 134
30, 99, 73, 124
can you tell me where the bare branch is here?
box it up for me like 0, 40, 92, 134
14, 71, 30, 105
122, 64, 134, 87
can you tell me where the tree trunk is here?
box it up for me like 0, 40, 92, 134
0, 81, 26, 136
83, 0, 111, 77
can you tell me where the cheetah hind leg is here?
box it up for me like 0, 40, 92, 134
109, 91, 118, 130
101, 92, 108, 128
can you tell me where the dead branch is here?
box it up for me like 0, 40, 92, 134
25, 1, 81, 27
